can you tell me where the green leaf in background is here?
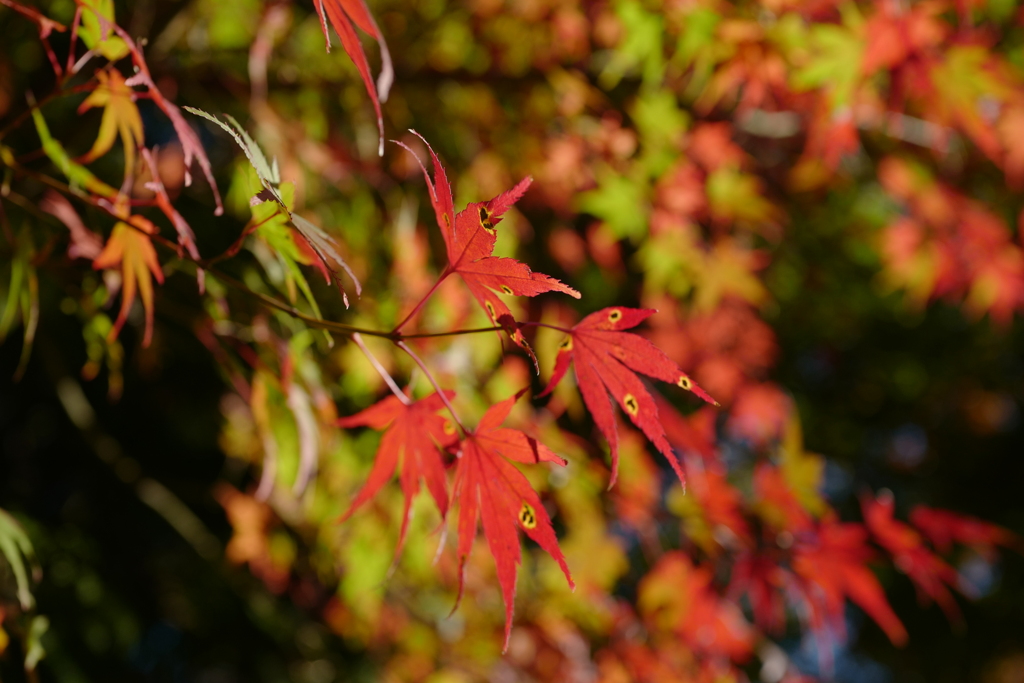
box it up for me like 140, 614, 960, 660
0, 509, 37, 611
600, 1, 665, 89
0, 229, 39, 380
791, 21, 863, 109
77, 0, 129, 61
705, 167, 778, 227
31, 107, 118, 198
577, 171, 648, 241
23, 615, 49, 672
632, 90, 688, 177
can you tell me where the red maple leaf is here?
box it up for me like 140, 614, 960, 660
685, 457, 751, 549
639, 552, 754, 662
729, 551, 789, 635
451, 391, 574, 651
792, 515, 909, 647
314, 0, 393, 157
861, 492, 964, 621
753, 463, 814, 534
336, 391, 458, 557
538, 307, 717, 486
910, 505, 1021, 555
397, 134, 580, 347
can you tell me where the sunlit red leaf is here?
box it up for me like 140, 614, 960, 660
539, 306, 717, 487
451, 391, 574, 651
337, 391, 458, 557
398, 134, 579, 347
314, 0, 393, 156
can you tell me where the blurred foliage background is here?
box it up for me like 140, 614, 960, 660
3, 0, 1024, 681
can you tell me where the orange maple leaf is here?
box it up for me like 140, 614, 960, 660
78, 69, 144, 183
92, 216, 164, 346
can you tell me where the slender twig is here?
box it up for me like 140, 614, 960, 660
5, 160, 508, 343
519, 320, 573, 334
352, 332, 409, 405
65, 6, 82, 76
392, 268, 450, 334
401, 326, 501, 339
197, 267, 501, 341
396, 341, 465, 434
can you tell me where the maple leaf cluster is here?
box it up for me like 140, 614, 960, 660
2, 0, 1024, 679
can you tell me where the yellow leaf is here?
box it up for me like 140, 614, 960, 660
779, 413, 826, 516
92, 218, 164, 346
78, 70, 143, 183
77, 0, 130, 61
694, 238, 768, 312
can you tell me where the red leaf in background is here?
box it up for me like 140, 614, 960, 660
729, 552, 788, 634
140, 147, 200, 261
398, 134, 580, 347
214, 484, 291, 593
753, 463, 814, 533
609, 430, 661, 532
792, 515, 908, 647
337, 391, 457, 557
910, 505, 1021, 555
539, 307, 717, 487
727, 382, 792, 447
861, 492, 965, 621
639, 552, 754, 662
314, 0, 393, 156
39, 191, 102, 260
657, 397, 717, 460
688, 122, 749, 173
684, 457, 751, 549
451, 391, 574, 651
102, 21, 224, 214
